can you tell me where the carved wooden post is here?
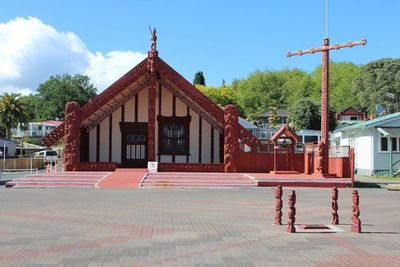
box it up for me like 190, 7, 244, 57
331, 187, 339, 225
287, 190, 296, 233
273, 140, 278, 173
148, 77, 156, 162
64, 101, 81, 171
274, 185, 283, 225
223, 105, 239, 173
351, 189, 361, 233
147, 27, 158, 162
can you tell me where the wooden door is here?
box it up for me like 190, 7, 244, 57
120, 122, 148, 167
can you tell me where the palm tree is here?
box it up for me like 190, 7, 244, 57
0, 93, 30, 140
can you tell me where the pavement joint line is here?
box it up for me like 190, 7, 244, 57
94, 172, 113, 188
138, 172, 149, 188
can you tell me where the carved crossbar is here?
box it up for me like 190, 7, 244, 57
287, 39, 367, 57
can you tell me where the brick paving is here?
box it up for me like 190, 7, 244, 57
0, 187, 399, 266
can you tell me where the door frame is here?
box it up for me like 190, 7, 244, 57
119, 122, 148, 167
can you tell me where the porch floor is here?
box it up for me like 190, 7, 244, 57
97, 168, 147, 189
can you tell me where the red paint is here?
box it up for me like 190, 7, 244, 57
351, 189, 361, 233
274, 185, 283, 225
76, 162, 117, 171
224, 105, 239, 172
158, 163, 224, 172
331, 187, 339, 225
287, 190, 296, 233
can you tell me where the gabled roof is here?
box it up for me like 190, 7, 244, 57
43, 48, 259, 149
339, 106, 362, 114
334, 112, 400, 133
270, 124, 300, 142
239, 117, 258, 130
258, 108, 287, 118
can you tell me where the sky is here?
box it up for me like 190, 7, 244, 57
0, 0, 399, 95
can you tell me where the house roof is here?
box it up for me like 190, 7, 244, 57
258, 108, 287, 118
339, 106, 362, 114
42, 120, 63, 125
334, 112, 400, 133
43, 41, 260, 149
239, 117, 258, 130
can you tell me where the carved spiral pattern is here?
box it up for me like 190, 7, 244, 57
224, 105, 239, 173
274, 185, 283, 225
331, 187, 339, 225
287, 190, 296, 233
351, 190, 361, 233
64, 102, 81, 171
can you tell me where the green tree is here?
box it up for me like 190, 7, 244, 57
30, 74, 97, 120
232, 68, 316, 121
288, 98, 336, 131
0, 93, 30, 139
310, 61, 361, 112
267, 106, 278, 128
196, 84, 245, 117
193, 71, 206, 86
352, 58, 400, 115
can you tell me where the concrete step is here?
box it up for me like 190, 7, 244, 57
256, 178, 352, 188
143, 179, 255, 184
17, 177, 102, 181
10, 185, 95, 188
6, 171, 109, 188
141, 184, 257, 188
141, 172, 256, 188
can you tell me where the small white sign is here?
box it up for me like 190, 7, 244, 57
147, 161, 158, 173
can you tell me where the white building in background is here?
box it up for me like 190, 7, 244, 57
251, 127, 322, 144
0, 139, 17, 157
12, 120, 63, 139
334, 112, 400, 176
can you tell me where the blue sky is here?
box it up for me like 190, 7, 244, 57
0, 0, 399, 93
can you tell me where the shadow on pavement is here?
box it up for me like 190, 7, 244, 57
354, 181, 382, 188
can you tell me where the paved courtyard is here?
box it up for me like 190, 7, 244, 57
0, 187, 399, 266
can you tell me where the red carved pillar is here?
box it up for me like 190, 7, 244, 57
224, 105, 239, 173
147, 32, 158, 162
319, 37, 330, 175
64, 101, 81, 171
274, 185, 283, 225
148, 76, 156, 162
273, 141, 278, 173
351, 189, 361, 233
331, 187, 339, 225
287, 190, 296, 233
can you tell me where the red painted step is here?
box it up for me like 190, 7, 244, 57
6, 172, 110, 188
141, 172, 257, 188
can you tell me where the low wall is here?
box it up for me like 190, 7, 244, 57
76, 162, 117, 171
238, 152, 305, 173
158, 163, 224, 172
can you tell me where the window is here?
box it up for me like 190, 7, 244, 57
158, 115, 191, 155
380, 137, 388, 152
392, 137, 398, 152
304, 136, 318, 144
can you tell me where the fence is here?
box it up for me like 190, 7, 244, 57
1, 158, 47, 171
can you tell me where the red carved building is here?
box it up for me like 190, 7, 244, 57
43, 32, 353, 180
43, 31, 258, 172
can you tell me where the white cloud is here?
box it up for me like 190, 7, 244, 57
0, 16, 146, 94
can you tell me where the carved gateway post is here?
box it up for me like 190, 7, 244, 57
288, 38, 366, 175
224, 105, 239, 172
64, 101, 81, 171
